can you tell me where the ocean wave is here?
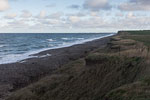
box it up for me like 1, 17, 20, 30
77, 38, 84, 40
61, 38, 69, 40
48, 44, 54, 47
62, 42, 70, 46
62, 37, 84, 40
0, 49, 52, 64
47, 39, 55, 42
0, 53, 30, 64
0, 45, 6, 48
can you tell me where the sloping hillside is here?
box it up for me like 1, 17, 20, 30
7, 31, 150, 100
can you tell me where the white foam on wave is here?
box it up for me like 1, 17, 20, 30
0, 48, 52, 64
61, 38, 69, 40
0, 45, 6, 48
0, 53, 32, 64
47, 39, 55, 42
0, 33, 115, 65
62, 37, 84, 40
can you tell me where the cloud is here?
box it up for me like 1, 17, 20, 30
20, 10, 32, 18
130, 0, 150, 4
68, 4, 80, 9
126, 12, 136, 19
68, 16, 81, 23
117, 16, 150, 29
0, 0, 9, 11
115, 12, 124, 17
46, 12, 63, 19
83, 0, 112, 11
46, 4, 56, 8
6, 20, 30, 29
119, 0, 150, 11
4, 13, 17, 19
36, 10, 46, 19
66, 12, 86, 17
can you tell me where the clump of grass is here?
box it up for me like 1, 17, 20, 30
141, 76, 150, 85
85, 53, 120, 66
123, 35, 150, 47
106, 89, 127, 100
105, 80, 150, 100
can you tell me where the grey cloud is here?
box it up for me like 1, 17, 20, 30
83, 0, 112, 11
68, 5, 80, 9
130, 0, 150, 4
66, 12, 86, 17
119, 0, 150, 11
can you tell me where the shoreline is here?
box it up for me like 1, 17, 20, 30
31, 33, 115, 58
0, 33, 114, 65
0, 35, 113, 99
0, 33, 115, 65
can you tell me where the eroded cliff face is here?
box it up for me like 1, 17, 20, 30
6, 33, 150, 100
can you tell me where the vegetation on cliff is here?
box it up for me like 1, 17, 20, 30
7, 30, 150, 100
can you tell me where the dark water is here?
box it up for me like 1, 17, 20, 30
0, 33, 114, 64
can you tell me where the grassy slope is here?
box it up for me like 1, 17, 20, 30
105, 30, 150, 100
121, 30, 150, 46
7, 30, 150, 100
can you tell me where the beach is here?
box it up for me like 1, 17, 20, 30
0, 35, 112, 99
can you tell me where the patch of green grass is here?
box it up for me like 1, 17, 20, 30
124, 35, 150, 47
120, 30, 150, 46
120, 30, 150, 35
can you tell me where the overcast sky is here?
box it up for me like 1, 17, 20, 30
0, 0, 150, 33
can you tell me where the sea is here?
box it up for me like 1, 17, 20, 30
0, 33, 114, 64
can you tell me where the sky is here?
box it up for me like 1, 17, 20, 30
0, 0, 150, 33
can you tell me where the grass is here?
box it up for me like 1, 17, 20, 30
105, 77, 150, 100
120, 30, 150, 47
85, 53, 120, 65
7, 53, 143, 100
119, 30, 150, 35
123, 35, 150, 47
6, 30, 149, 100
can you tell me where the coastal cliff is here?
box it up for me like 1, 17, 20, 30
7, 31, 150, 100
